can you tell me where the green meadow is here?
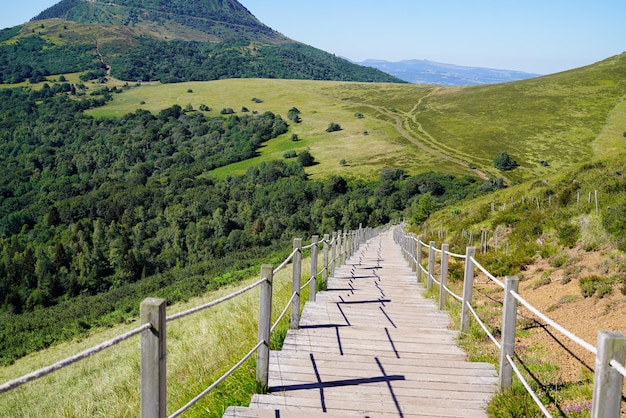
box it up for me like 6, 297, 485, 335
83, 52, 626, 183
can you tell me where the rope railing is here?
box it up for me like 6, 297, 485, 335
393, 227, 626, 417
271, 291, 298, 334
507, 354, 553, 418
470, 256, 505, 289
510, 290, 597, 355
169, 339, 265, 418
167, 277, 267, 323
273, 247, 300, 275
0, 322, 152, 394
0, 223, 381, 417
465, 301, 501, 349
442, 284, 463, 302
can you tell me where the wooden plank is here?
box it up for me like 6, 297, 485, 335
225, 231, 496, 418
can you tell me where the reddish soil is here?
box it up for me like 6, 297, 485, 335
471, 245, 626, 414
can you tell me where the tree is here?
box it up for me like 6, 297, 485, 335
287, 107, 301, 123
493, 151, 519, 171
298, 150, 315, 167
412, 193, 437, 224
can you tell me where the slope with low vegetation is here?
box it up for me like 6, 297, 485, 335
414, 152, 626, 416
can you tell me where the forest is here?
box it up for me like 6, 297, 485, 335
0, 83, 493, 365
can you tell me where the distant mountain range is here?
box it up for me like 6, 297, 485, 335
355, 59, 542, 86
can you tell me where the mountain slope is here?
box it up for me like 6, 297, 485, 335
32, 0, 283, 43
0, 0, 403, 84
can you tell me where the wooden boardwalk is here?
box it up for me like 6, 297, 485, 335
224, 230, 497, 417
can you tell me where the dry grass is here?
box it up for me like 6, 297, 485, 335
0, 253, 320, 417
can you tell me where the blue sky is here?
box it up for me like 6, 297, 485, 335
2, 0, 624, 75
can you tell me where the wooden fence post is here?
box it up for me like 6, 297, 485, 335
290, 238, 302, 330
416, 237, 423, 283
256, 265, 273, 387
322, 233, 330, 288
439, 244, 449, 310
427, 241, 435, 290
410, 235, 417, 272
330, 231, 337, 277
499, 276, 519, 389
336, 231, 342, 267
310, 235, 319, 302
591, 331, 626, 418
461, 247, 476, 332
141, 298, 167, 418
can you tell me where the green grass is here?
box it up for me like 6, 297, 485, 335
77, 52, 626, 184
85, 78, 449, 180
0, 252, 321, 417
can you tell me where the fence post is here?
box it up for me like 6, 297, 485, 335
290, 238, 302, 330
499, 276, 519, 389
330, 231, 337, 276
322, 233, 330, 288
439, 244, 449, 310
141, 298, 167, 418
256, 265, 273, 387
336, 231, 343, 267
410, 235, 417, 272
310, 235, 319, 302
591, 331, 626, 418
427, 241, 435, 290
416, 237, 423, 282
460, 247, 476, 333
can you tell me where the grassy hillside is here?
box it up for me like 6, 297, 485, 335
414, 152, 626, 415
84, 53, 626, 182
86, 79, 453, 180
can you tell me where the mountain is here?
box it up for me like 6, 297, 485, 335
355, 59, 542, 85
0, 0, 403, 84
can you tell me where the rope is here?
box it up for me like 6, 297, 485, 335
610, 359, 626, 378
169, 340, 265, 418
506, 355, 553, 418
167, 278, 266, 322
446, 251, 466, 259
466, 302, 501, 349
510, 290, 597, 355
273, 248, 299, 275
0, 323, 152, 394
470, 256, 505, 289
271, 292, 298, 333
442, 285, 463, 302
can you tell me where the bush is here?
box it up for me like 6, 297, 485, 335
283, 150, 297, 159
558, 223, 580, 248
326, 122, 342, 133
220, 108, 235, 115
297, 150, 315, 167
493, 151, 519, 171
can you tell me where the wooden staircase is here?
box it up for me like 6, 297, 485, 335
224, 231, 497, 417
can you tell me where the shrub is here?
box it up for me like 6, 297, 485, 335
493, 151, 519, 171
298, 150, 315, 166
220, 108, 235, 115
558, 223, 580, 248
283, 150, 297, 159
355, 112, 364, 118
326, 122, 342, 133
291, 134, 299, 142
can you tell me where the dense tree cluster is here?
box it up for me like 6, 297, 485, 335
110, 40, 403, 83
0, 32, 100, 84
0, 85, 486, 365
